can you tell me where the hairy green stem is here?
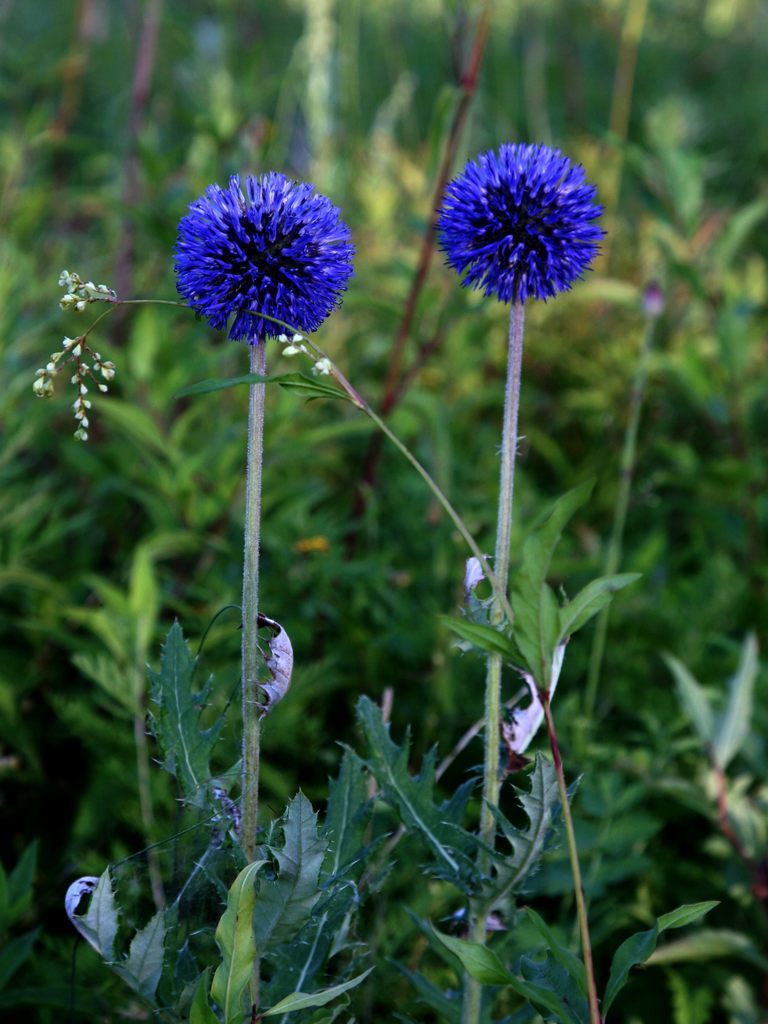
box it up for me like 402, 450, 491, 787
584, 310, 655, 720
541, 694, 602, 1023
241, 340, 266, 1005
464, 302, 525, 1024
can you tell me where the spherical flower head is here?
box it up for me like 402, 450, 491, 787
174, 173, 354, 342
438, 143, 604, 304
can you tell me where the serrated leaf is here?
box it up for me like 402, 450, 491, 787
64, 871, 118, 959
148, 622, 224, 801
113, 911, 165, 1001
211, 860, 267, 1024
603, 900, 719, 1012
261, 966, 373, 1016
255, 793, 328, 951
190, 968, 219, 1024
481, 754, 558, 905
664, 654, 714, 747
356, 697, 474, 881
323, 750, 370, 878
440, 616, 518, 659
557, 573, 640, 642
713, 633, 757, 769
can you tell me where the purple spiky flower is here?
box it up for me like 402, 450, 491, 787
175, 173, 354, 342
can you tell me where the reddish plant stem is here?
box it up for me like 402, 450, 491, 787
115, 0, 163, 310
541, 692, 602, 1024
351, 3, 490, 527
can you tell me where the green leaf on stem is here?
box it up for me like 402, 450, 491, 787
481, 754, 558, 904
512, 482, 593, 687
431, 929, 582, 1022
557, 573, 640, 643
356, 697, 475, 884
175, 372, 349, 402
261, 967, 374, 1016
323, 749, 371, 879
603, 900, 719, 1013
148, 622, 224, 803
523, 907, 587, 995
255, 793, 328, 951
113, 910, 166, 1002
211, 860, 267, 1024
440, 616, 518, 660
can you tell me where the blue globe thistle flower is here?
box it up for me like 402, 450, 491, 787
438, 143, 604, 304
174, 173, 354, 342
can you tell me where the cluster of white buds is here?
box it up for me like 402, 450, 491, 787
59, 270, 117, 312
32, 335, 116, 441
311, 357, 333, 376
277, 332, 308, 357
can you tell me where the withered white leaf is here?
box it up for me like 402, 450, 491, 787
258, 612, 294, 715
505, 642, 566, 755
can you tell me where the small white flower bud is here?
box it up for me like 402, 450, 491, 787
282, 345, 302, 357
72, 343, 82, 357
79, 383, 88, 395
292, 333, 304, 343
98, 383, 108, 392
75, 300, 87, 312
312, 358, 333, 376
83, 399, 92, 409
73, 427, 88, 441
278, 334, 289, 343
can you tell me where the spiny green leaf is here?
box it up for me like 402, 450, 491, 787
255, 793, 329, 951
603, 900, 719, 1012
261, 967, 373, 1016
211, 860, 267, 1024
557, 573, 640, 643
113, 910, 165, 1001
519, 949, 588, 1024
664, 654, 714, 747
481, 754, 558, 905
148, 622, 224, 802
67, 870, 119, 960
713, 633, 758, 769
356, 696, 474, 882
323, 749, 371, 879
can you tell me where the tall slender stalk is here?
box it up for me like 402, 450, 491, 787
584, 307, 656, 721
241, 340, 266, 1011
463, 302, 525, 1024
241, 340, 267, 864
541, 695, 602, 1024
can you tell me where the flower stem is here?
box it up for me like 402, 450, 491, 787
241, 340, 266, 1005
541, 693, 602, 1024
464, 302, 525, 1024
584, 309, 655, 721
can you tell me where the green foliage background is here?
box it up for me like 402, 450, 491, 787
1, 0, 767, 1020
